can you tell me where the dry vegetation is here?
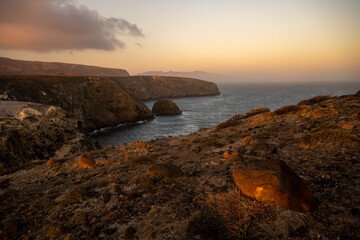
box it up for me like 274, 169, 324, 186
273, 105, 301, 115
206, 188, 270, 240
310, 124, 357, 146
298, 95, 331, 105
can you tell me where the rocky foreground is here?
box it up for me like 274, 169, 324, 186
0, 91, 360, 239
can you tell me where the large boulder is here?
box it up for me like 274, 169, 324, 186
233, 160, 316, 212
0, 101, 99, 173
152, 99, 182, 116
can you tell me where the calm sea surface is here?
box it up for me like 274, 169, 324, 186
94, 81, 360, 146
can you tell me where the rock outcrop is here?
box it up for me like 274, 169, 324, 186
152, 99, 182, 116
0, 75, 153, 131
0, 101, 99, 173
0, 57, 129, 76
114, 76, 220, 100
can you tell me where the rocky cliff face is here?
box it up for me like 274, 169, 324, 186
0, 75, 153, 131
0, 57, 129, 76
0, 101, 99, 173
114, 76, 220, 100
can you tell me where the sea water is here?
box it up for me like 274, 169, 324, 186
94, 81, 360, 146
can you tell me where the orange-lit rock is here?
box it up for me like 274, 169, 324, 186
78, 155, 95, 169
250, 112, 274, 125
305, 107, 338, 118
241, 136, 252, 146
46, 158, 57, 168
233, 160, 316, 212
222, 151, 231, 159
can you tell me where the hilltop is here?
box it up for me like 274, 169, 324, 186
0, 91, 359, 239
0, 57, 129, 76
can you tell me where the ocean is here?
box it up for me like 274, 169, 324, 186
94, 81, 360, 146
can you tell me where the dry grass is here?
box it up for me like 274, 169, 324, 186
206, 188, 269, 239
201, 134, 223, 147
310, 124, 356, 146
273, 105, 301, 115
298, 95, 331, 105
246, 107, 270, 117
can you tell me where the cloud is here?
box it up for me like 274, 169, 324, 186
0, 0, 144, 51
135, 42, 143, 48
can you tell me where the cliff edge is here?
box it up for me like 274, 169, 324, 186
0, 57, 129, 76
114, 76, 220, 101
0, 75, 153, 131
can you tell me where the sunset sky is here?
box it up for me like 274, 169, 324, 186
0, 0, 359, 81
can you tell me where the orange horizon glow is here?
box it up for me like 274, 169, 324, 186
0, 0, 359, 80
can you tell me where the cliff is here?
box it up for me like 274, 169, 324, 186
0, 57, 129, 76
0, 75, 153, 131
138, 70, 222, 82
1, 91, 359, 239
114, 76, 220, 100
0, 101, 99, 173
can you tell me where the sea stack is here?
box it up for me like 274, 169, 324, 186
152, 99, 182, 116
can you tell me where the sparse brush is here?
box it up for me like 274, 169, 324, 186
246, 107, 270, 117
201, 134, 223, 147
206, 188, 270, 240
298, 95, 331, 105
216, 114, 245, 129
273, 105, 301, 115
309, 124, 358, 146
311, 127, 354, 145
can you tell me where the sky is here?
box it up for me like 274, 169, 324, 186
0, 0, 359, 82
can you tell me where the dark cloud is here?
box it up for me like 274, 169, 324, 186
0, 0, 144, 51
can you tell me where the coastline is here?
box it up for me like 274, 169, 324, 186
1, 90, 359, 239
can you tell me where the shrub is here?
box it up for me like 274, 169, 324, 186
246, 107, 270, 117
216, 114, 245, 129
298, 95, 331, 106
273, 105, 301, 115
310, 124, 356, 145
206, 188, 269, 239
